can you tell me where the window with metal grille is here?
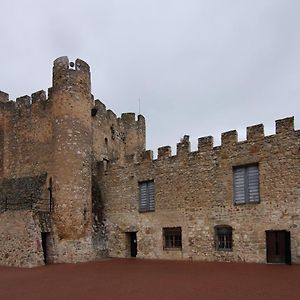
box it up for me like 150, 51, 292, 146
163, 227, 182, 250
215, 226, 232, 251
233, 164, 260, 204
139, 180, 155, 212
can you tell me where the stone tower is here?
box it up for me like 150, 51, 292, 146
50, 57, 94, 262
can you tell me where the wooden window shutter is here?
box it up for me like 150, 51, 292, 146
233, 167, 246, 203
233, 164, 259, 204
139, 180, 155, 212
247, 165, 259, 202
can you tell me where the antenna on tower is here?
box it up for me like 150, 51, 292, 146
138, 97, 141, 115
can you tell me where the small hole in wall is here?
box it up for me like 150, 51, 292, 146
105, 137, 108, 145
91, 107, 98, 117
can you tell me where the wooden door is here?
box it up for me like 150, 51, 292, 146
266, 230, 291, 264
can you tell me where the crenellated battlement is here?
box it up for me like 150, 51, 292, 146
92, 99, 145, 131
158, 146, 172, 159
247, 123, 264, 141
32, 90, 47, 104
176, 135, 191, 156
0, 91, 9, 103
198, 136, 214, 152
137, 117, 298, 166
0, 90, 49, 114
91, 98, 146, 160
221, 130, 238, 146
121, 112, 136, 124
276, 117, 294, 134
142, 150, 154, 161
94, 99, 107, 114
16, 95, 31, 108
52, 56, 91, 93
53, 56, 90, 73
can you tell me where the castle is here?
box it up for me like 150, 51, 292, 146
0, 57, 299, 267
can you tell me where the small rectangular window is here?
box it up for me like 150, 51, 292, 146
163, 227, 182, 250
139, 180, 155, 212
215, 226, 232, 251
233, 164, 259, 204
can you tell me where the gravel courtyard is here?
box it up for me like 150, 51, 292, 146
0, 258, 299, 300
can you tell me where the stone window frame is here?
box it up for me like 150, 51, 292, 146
163, 227, 182, 250
215, 225, 233, 251
138, 180, 155, 212
233, 163, 260, 205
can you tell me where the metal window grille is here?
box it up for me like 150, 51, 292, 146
215, 226, 232, 250
139, 180, 155, 212
233, 164, 259, 204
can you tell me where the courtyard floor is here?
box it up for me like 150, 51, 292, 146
0, 258, 299, 300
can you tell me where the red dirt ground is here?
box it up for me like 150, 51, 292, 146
0, 259, 299, 300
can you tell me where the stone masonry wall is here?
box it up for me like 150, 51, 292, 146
91, 101, 146, 257
92, 101, 145, 163
49, 57, 95, 263
0, 210, 44, 267
0, 174, 47, 211
0, 91, 52, 179
0, 56, 146, 267
0, 57, 299, 267
101, 117, 300, 263
0, 91, 55, 267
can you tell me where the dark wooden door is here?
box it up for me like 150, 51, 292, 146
266, 230, 291, 264
41, 232, 49, 264
130, 232, 137, 257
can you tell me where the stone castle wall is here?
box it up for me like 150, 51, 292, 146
101, 117, 300, 263
0, 91, 52, 179
0, 210, 44, 267
0, 57, 146, 267
92, 101, 145, 162
0, 57, 299, 267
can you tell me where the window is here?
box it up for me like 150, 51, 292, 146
215, 226, 232, 251
139, 180, 155, 212
233, 164, 259, 204
163, 227, 182, 250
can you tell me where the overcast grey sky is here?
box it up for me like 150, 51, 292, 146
1, 0, 300, 154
